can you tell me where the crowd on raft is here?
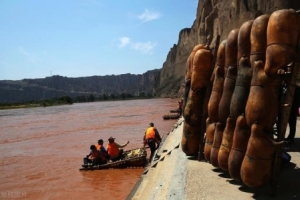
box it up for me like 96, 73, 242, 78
82, 122, 162, 168
82, 137, 130, 168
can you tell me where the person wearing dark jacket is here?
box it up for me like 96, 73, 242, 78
143, 122, 162, 161
83, 145, 106, 167
285, 85, 300, 144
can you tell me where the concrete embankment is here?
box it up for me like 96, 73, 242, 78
127, 117, 300, 200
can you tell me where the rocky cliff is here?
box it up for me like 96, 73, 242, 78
157, 0, 300, 97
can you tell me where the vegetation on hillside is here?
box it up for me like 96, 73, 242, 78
0, 92, 156, 110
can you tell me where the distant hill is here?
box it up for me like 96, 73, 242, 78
0, 70, 161, 103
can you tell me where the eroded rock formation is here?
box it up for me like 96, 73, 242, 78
158, 0, 300, 98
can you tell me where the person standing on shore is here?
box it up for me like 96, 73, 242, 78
178, 98, 183, 116
143, 122, 162, 161
285, 85, 300, 144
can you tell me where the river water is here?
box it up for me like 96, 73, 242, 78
0, 98, 179, 199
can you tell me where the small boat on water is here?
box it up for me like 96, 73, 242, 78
163, 108, 181, 120
170, 109, 181, 113
79, 148, 147, 171
162, 114, 180, 120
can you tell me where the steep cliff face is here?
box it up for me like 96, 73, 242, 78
157, 28, 198, 97
156, 0, 300, 97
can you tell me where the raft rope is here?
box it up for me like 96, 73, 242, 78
266, 42, 297, 49
245, 154, 273, 161
250, 52, 266, 55
250, 84, 281, 88
231, 147, 246, 152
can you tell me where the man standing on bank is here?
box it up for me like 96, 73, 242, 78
285, 85, 300, 144
144, 122, 162, 162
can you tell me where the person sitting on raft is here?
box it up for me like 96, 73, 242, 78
82, 145, 107, 167
95, 139, 110, 160
107, 137, 129, 162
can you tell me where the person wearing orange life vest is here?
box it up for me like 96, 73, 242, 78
95, 139, 109, 160
107, 137, 129, 162
143, 122, 162, 161
82, 145, 107, 167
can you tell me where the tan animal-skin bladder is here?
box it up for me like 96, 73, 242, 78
181, 122, 202, 156
182, 45, 213, 155
204, 118, 216, 162
218, 21, 253, 171
241, 9, 300, 187
264, 9, 300, 75
230, 20, 253, 120
228, 114, 250, 181
246, 10, 300, 130
218, 116, 236, 170
245, 57, 281, 130
228, 16, 269, 181
204, 40, 226, 162
210, 122, 225, 167
240, 123, 283, 187
184, 47, 213, 126
218, 29, 239, 125
207, 40, 226, 123
249, 14, 269, 65
183, 44, 209, 118
209, 29, 238, 165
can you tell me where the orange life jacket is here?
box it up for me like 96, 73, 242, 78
145, 127, 156, 140
93, 146, 106, 161
107, 142, 119, 158
95, 144, 101, 151
91, 150, 99, 159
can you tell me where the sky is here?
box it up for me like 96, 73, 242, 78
0, 0, 198, 80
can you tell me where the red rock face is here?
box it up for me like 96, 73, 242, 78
158, 1, 300, 98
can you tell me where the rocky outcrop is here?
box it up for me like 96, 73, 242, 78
156, 0, 300, 97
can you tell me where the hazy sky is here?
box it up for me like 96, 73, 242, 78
0, 0, 198, 80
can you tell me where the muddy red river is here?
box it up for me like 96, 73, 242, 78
0, 98, 178, 199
